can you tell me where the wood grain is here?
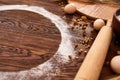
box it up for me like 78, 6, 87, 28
68, 0, 119, 20
0, 9, 61, 71
0, 0, 119, 80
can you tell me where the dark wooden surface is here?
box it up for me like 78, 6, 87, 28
0, 1, 61, 71
0, 0, 119, 80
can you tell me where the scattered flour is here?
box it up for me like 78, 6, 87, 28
0, 5, 75, 80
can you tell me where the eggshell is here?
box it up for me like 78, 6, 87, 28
111, 56, 120, 74
93, 19, 105, 30
64, 4, 76, 14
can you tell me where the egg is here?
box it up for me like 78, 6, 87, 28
110, 56, 120, 74
117, 15, 120, 21
93, 19, 105, 30
64, 4, 76, 14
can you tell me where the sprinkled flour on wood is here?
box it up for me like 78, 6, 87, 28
0, 5, 75, 80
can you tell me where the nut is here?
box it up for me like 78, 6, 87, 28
82, 26, 87, 30
84, 37, 90, 44
78, 49, 84, 55
77, 18, 82, 22
81, 16, 87, 20
73, 19, 78, 25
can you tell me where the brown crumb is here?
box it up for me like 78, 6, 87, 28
68, 55, 72, 60
74, 44, 79, 49
83, 23, 88, 26
84, 50, 87, 54
90, 37, 94, 40
87, 45, 91, 48
91, 29, 95, 33
77, 18, 82, 22
83, 30, 86, 36
84, 37, 90, 44
59, 2, 65, 7
79, 24, 82, 27
81, 16, 87, 20
73, 19, 78, 25
75, 56, 79, 60
77, 49, 84, 55
71, 26, 75, 31
82, 26, 87, 30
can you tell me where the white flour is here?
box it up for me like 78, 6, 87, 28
0, 5, 75, 80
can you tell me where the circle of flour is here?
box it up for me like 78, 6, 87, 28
0, 5, 75, 80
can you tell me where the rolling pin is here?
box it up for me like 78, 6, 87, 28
74, 20, 112, 80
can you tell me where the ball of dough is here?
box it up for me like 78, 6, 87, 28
93, 19, 105, 30
111, 56, 120, 74
64, 4, 76, 14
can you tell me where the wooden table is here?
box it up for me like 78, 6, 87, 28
0, 0, 119, 80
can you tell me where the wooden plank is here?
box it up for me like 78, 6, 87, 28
0, 2, 61, 71
0, 0, 119, 80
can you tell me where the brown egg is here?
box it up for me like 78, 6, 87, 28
111, 56, 120, 74
64, 4, 76, 14
93, 19, 105, 30
117, 15, 120, 21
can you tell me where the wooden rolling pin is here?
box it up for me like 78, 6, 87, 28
74, 21, 112, 80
